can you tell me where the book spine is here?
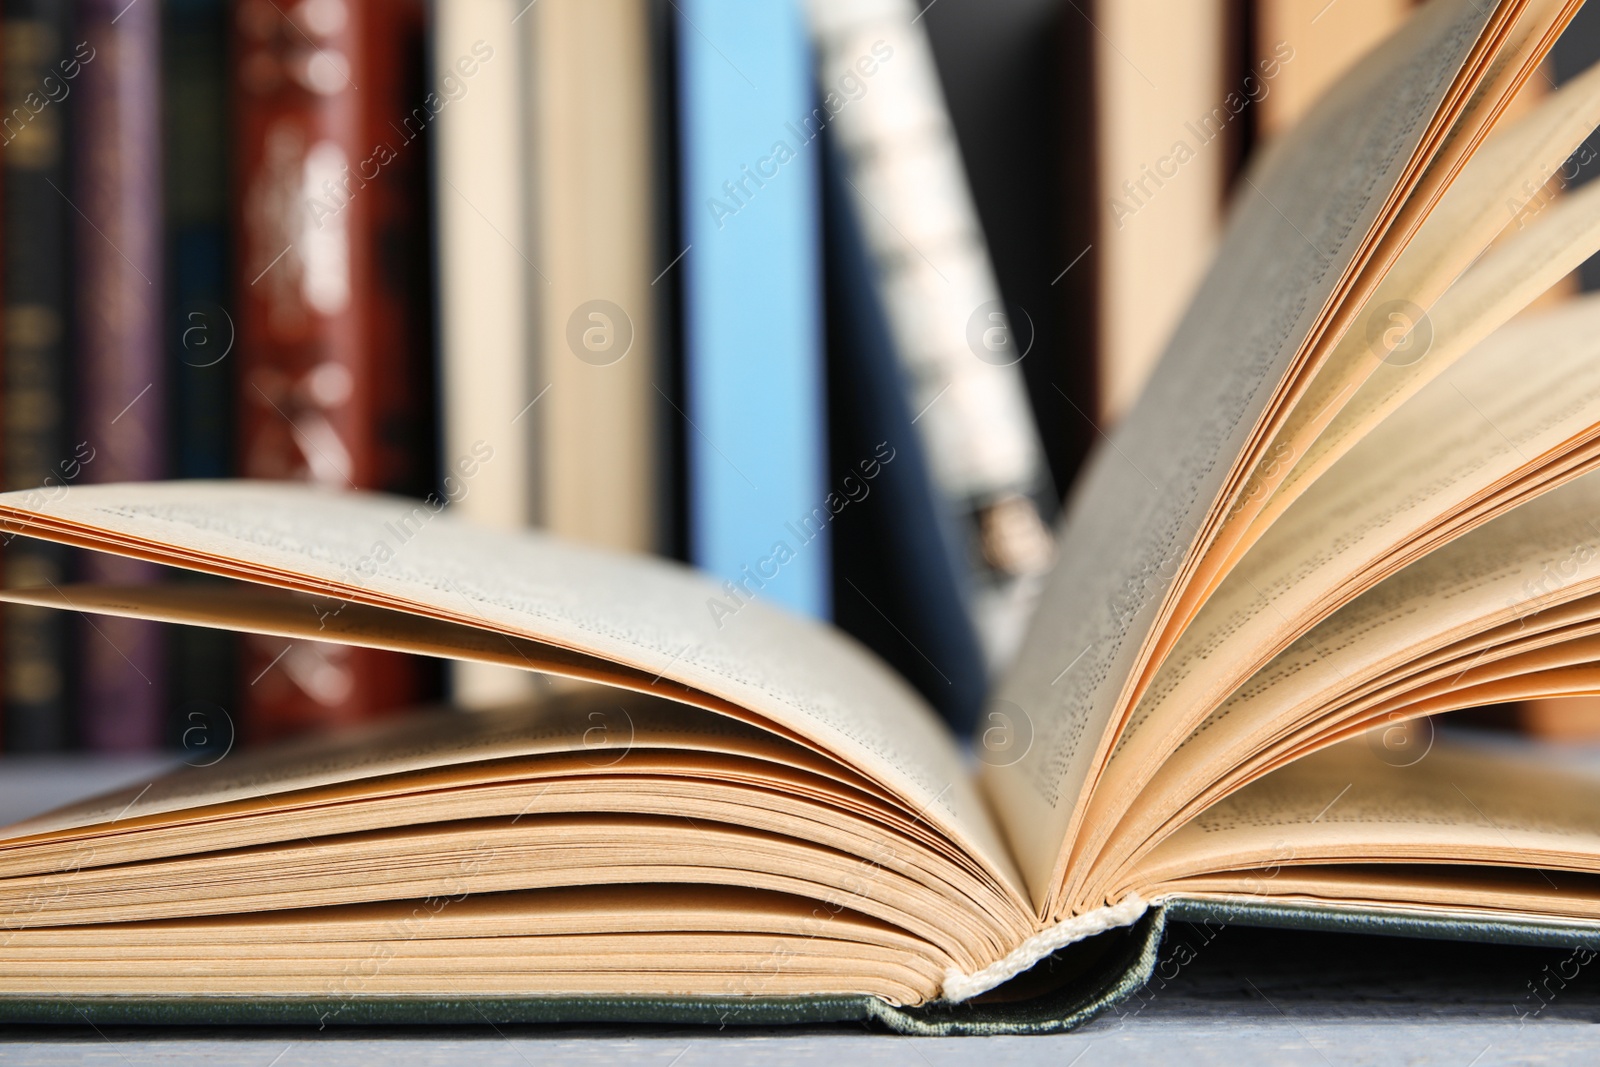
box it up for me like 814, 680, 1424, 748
434, 0, 538, 708
807, 0, 1055, 689
676, 0, 830, 620
73, 0, 166, 750
529, 0, 660, 555
1, 0, 75, 751
359, 0, 434, 502
820, 139, 988, 729
165, 0, 231, 480
231, 0, 433, 742
916, 0, 1096, 501
163, 0, 236, 746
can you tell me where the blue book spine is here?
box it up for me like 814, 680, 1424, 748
677, 0, 829, 620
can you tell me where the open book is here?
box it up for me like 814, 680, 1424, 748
7, 0, 1600, 1033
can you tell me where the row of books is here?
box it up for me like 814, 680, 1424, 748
0, 0, 1065, 752
1, 0, 438, 751
410, 0, 1064, 732
3, 0, 232, 752
4, 0, 1591, 752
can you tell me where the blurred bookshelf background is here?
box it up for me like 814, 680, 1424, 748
0, 0, 1597, 758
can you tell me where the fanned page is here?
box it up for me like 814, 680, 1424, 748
0, 481, 1020, 903
1067, 288, 1600, 900
1096, 461, 1600, 895
0, 687, 1031, 1003
1121, 736, 1600, 928
983, 0, 1581, 916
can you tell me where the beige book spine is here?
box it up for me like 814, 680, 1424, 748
1256, 0, 1414, 141
435, 0, 539, 707
1094, 0, 1227, 424
528, 0, 659, 555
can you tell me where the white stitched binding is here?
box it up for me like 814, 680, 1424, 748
940, 895, 1149, 1002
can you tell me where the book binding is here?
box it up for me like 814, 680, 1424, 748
940, 894, 1150, 1002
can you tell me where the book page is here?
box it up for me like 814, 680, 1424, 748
0, 744, 937, 882
1126, 0, 1572, 698
1083, 293, 1600, 862
0, 777, 1022, 961
1341, 649, 1600, 725
1191, 36, 1600, 601
1130, 737, 1600, 894
0, 482, 1023, 900
0, 686, 874, 839
1096, 466, 1600, 895
1155, 865, 1600, 924
1242, 166, 1600, 544
0, 761, 1028, 975
982, 0, 1510, 910
0, 885, 952, 1003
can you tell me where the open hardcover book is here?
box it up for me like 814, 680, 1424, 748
8, 0, 1600, 1034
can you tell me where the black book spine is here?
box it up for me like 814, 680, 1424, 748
1, 0, 78, 751
163, 0, 237, 752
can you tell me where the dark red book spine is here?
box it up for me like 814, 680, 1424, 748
231, 0, 433, 742
74, 0, 166, 750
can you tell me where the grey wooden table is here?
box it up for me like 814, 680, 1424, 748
1, 756, 1598, 1065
